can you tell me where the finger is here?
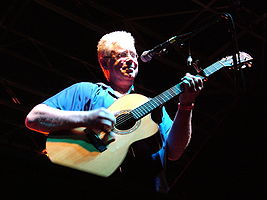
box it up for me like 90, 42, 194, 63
182, 74, 204, 92
93, 110, 115, 132
98, 109, 116, 124
97, 119, 114, 132
192, 76, 203, 91
182, 77, 196, 92
196, 79, 204, 91
185, 72, 192, 77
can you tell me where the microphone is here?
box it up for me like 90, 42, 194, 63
140, 13, 228, 63
140, 32, 192, 62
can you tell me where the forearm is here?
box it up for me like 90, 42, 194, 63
166, 72, 203, 161
166, 104, 193, 161
25, 104, 86, 134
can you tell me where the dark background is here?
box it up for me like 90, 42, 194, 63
0, 0, 266, 199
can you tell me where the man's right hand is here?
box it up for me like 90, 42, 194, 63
85, 108, 116, 133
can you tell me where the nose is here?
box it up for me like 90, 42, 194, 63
126, 59, 133, 66
125, 59, 137, 69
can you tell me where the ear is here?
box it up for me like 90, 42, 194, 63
102, 61, 109, 69
98, 58, 108, 69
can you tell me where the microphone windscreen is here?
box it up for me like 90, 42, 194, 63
140, 51, 152, 62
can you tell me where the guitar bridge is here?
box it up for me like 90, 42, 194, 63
84, 129, 107, 152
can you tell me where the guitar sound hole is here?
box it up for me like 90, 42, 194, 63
115, 113, 136, 131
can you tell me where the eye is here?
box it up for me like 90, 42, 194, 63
118, 52, 127, 58
130, 52, 138, 59
111, 51, 138, 59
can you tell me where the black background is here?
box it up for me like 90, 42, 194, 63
0, 0, 266, 199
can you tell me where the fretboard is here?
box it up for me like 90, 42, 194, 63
131, 82, 184, 120
202, 61, 225, 77
130, 60, 227, 120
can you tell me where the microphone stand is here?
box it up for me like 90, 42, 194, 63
181, 13, 246, 93
179, 13, 226, 44
224, 13, 246, 94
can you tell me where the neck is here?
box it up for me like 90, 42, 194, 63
109, 81, 133, 95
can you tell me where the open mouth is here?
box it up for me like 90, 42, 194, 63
119, 58, 137, 75
122, 66, 134, 72
121, 64, 135, 72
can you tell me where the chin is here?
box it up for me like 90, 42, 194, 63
122, 73, 133, 78
126, 76, 135, 80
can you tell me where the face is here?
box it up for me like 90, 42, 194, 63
105, 43, 139, 84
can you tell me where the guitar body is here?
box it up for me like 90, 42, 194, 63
46, 94, 159, 177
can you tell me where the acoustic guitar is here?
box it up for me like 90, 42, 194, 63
46, 52, 253, 177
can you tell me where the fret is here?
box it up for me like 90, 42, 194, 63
132, 83, 183, 120
203, 61, 225, 77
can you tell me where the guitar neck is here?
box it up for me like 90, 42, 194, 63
132, 82, 184, 120
202, 60, 225, 77
131, 60, 227, 120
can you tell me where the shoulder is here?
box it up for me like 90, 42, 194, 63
67, 82, 103, 91
69, 82, 113, 95
71, 81, 97, 88
73, 82, 109, 88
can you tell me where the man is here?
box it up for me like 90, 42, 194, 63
25, 31, 203, 195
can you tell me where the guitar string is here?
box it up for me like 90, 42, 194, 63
114, 87, 181, 127
115, 98, 160, 126
203, 62, 222, 76
115, 85, 181, 126
115, 91, 174, 125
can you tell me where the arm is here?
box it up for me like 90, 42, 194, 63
166, 73, 203, 161
25, 104, 116, 135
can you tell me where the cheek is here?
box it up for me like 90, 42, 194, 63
135, 68, 139, 75
113, 60, 124, 69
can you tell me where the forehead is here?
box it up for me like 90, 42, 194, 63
109, 41, 136, 52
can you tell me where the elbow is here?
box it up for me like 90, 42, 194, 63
25, 106, 40, 129
24, 113, 38, 131
25, 115, 49, 135
24, 105, 49, 135
167, 151, 184, 161
24, 114, 35, 130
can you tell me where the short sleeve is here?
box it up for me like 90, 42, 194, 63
42, 82, 97, 111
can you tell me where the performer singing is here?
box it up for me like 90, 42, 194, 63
25, 31, 204, 195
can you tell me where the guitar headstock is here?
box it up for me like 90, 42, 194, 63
220, 51, 253, 69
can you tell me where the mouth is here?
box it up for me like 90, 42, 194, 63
122, 66, 134, 72
120, 65, 136, 78
121, 63, 135, 71
118, 59, 138, 77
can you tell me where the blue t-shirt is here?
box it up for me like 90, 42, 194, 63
43, 82, 173, 143
43, 82, 173, 192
